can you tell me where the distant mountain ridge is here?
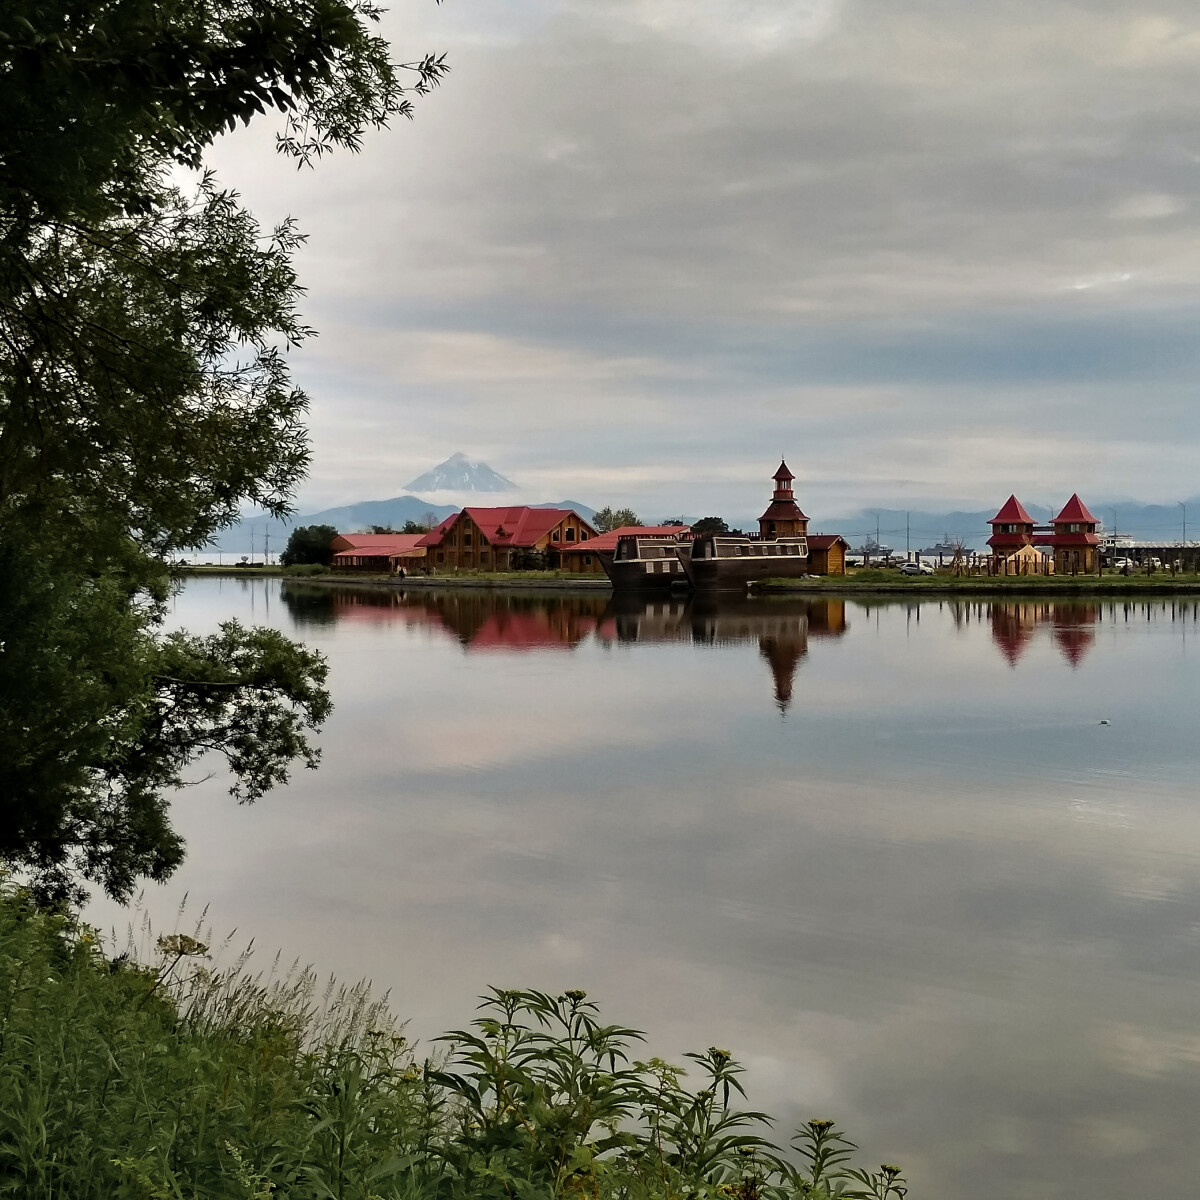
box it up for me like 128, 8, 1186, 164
405, 452, 516, 493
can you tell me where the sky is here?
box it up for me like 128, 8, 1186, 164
209, 0, 1200, 523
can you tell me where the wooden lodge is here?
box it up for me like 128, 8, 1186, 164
417, 506, 597, 571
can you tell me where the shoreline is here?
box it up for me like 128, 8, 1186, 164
177, 566, 1200, 597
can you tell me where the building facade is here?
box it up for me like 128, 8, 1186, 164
418, 506, 597, 571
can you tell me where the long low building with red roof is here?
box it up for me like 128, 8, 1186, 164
417, 506, 597, 571
330, 533, 427, 572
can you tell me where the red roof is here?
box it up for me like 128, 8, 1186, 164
759, 499, 809, 522
557, 525, 690, 555
989, 495, 1034, 526
807, 535, 848, 549
417, 507, 593, 549
774, 459, 795, 483
416, 514, 458, 548
1051, 494, 1098, 525
331, 533, 427, 557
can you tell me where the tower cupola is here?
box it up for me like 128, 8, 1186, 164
758, 458, 808, 540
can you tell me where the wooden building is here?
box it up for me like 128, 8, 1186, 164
754, 460, 848, 575
986, 495, 1037, 556
807, 534, 849, 575
1045, 494, 1101, 573
758, 460, 808, 538
417, 506, 597, 571
330, 533, 427, 573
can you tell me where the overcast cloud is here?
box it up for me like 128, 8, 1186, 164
211, 0, 1200, 519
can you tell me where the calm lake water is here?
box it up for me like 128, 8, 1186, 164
90, 577, 1200, 1199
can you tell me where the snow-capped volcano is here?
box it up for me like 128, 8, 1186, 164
404, 452, 517, 493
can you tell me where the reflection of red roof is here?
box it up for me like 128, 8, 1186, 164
807, 535, 848, 549
1051, 494, 1098, 525
989, 495, 1034, 525
417, 507, 592, 549
557, 525, 690, 555
331, 533, 426, 557
468, 611, 595, 652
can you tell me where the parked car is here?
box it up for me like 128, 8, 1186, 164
1111, 557, 1134, 570
898, 561, 934, 576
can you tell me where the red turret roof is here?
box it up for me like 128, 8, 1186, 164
774, 459, 794, 483
1051, 494, 1098, 525
988, 495, 1034, 526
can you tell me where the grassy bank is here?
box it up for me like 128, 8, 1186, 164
0, 883, 906, 1199
756, 569, 1200, 595
178, 565, 610, 589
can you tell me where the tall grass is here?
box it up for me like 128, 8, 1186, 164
0, 882, 908, 1199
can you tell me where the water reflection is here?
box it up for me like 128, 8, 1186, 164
99, 579, 1200, 1200
599, 593, 849, 711
282, 584, 850, 710
985, 601, 1100, 667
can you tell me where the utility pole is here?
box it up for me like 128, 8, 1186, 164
265, 529, 270, 566
1181, 502, 1187, 546
906, 511, 911, 561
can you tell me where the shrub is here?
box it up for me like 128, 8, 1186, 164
0, 882, 910, 1199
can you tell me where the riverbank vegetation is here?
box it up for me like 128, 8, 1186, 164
0, 883, 907, 1200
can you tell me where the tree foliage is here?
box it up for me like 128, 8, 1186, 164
0, 0, 446, 898
282, 523, 339, 566
692, 516, 730, 535
593, 506, 641, 533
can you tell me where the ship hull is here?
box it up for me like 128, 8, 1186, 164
681, 555, 812, 592
598, 551, 691, 591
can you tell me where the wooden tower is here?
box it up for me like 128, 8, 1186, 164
758, 460, 809, 540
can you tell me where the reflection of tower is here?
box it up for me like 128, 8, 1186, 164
1051, 604, 1098, 668
990, 603, 1038, 667
757, 460, 810, 540
758, 633, 807, 712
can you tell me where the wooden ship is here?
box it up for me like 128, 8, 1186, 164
599, 531, 693, 591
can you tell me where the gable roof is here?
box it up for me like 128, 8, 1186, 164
1051, 493, 1098, 524
416, 514, 457, 548
989, 494, 1034, 525
417, 507, 594, 549
807, 534, 849, 549
557, 525, 690, 555
330, 533, 427, 557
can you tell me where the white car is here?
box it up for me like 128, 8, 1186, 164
898, 561, 934, 576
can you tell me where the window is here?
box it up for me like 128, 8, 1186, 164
552, 531, 560, 541
581, 531, 589, 541
584, 555, 592, 565
464, 533, 473, 546
566, 528, 575, 542
436, 551, 444, 564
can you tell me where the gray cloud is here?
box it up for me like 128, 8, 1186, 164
209, 0, 1200, 513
